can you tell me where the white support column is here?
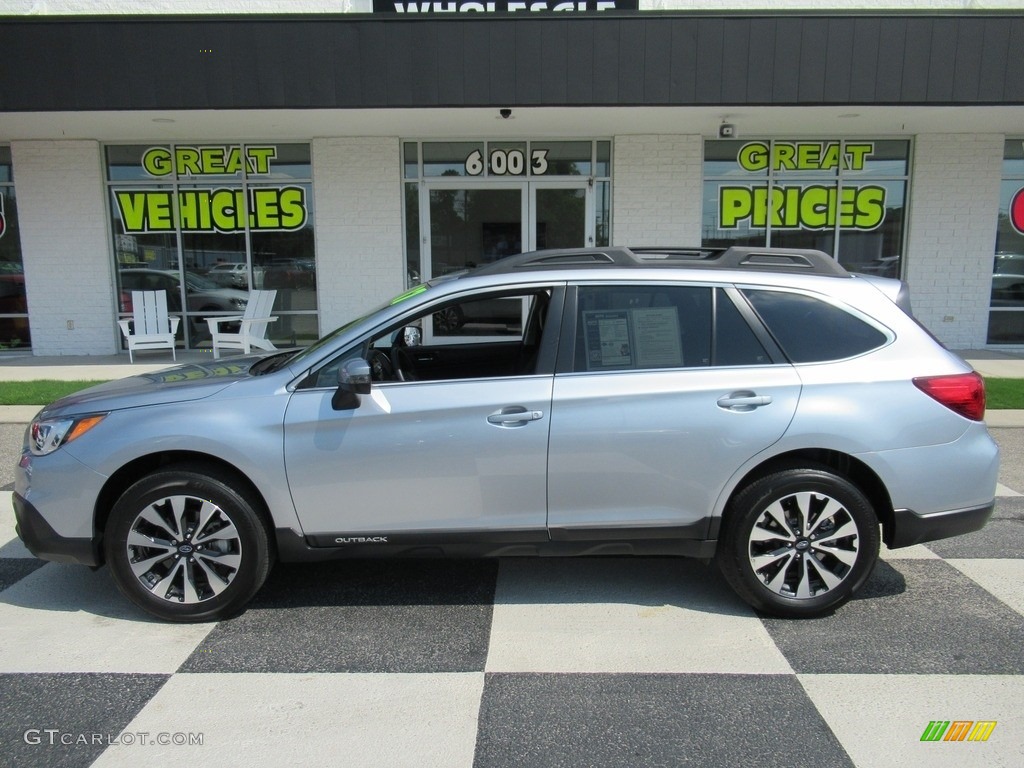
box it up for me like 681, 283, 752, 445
12, 140, 117, 355
905, 134, 1003, 349
612, 135, 703, 247
312, 137, 405, 334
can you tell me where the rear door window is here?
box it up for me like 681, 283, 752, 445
571, 285, 770, 372
742, 289, 888, 363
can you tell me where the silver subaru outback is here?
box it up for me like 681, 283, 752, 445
14, 246, 999, 622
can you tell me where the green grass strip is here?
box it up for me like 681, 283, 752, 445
0, 380, 111, 406
983, 378, 1024, 411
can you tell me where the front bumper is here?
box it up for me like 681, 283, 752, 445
885, 501, 995, 549
13, 493, 102, 567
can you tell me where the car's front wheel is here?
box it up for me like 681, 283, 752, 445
104, 465, 272, 622
716, 467, 880, 618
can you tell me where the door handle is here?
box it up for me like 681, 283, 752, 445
717, 391, 772, 412
487, 407, 544, 427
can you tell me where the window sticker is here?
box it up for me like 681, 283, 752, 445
582, 308, 682, 371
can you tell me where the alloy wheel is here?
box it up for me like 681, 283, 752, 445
747, 490, 860, 600
126, 494, 243, 605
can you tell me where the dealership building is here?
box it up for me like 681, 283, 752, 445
1, 0, 1023, 356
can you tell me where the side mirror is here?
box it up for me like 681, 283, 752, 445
332, 358, 371, 410
400, 326, 422, 347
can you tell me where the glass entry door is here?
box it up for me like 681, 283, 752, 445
422, 181, 590, 281
531, 183, 591, 251
427, 186, 525, 276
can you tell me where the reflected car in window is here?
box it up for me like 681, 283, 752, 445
991, 252, 1024, 306
118, 269, 248, 314
206, 262, 249, 289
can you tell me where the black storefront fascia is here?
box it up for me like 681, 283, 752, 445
0, 12, 1022, 113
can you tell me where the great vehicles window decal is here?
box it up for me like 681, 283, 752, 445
111, 144, 309, 234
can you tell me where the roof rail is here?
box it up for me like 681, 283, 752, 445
468, 245, 849, 278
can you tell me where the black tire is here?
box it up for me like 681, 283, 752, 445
104, 465, 273, 622
716, 468, 880, 618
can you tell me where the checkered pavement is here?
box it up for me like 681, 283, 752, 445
1, 425, 1022, 767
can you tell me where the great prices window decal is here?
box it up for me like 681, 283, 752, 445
716, 141, 887, 232
111, 145, 309, 234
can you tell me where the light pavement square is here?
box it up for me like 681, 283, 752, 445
947, 558, 1024, 617
0, 563, 214, 673
879, 542, 939, 560
996, 483, 1021, 497
800, 674, 1024, 768
486, 558, 792, 674
92, 673, 485, 768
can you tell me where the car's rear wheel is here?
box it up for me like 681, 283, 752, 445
716, 468, 880, 618
104, 465, 272, 622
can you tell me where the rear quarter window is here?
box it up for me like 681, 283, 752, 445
742, 289, 888, 363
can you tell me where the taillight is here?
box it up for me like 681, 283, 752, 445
913, 373, 986, 421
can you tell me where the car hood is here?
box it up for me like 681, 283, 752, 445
37, 359, 258, 418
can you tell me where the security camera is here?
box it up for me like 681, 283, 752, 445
500, 108, 512, 119
719, 122, 736, 139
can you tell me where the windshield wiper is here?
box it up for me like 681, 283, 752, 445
249, 351, 295, 375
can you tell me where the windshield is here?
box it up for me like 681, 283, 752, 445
285, 283, 433, 368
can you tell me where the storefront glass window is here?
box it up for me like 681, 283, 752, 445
405, 182, 421, 287
703, 139, 910, 278
423, 142, 485, 177
106, 144, 317, 350
988, 139, 1024, 344
596, 141, 612, 178
404, 142, 419, 179
0, 146, 29, 350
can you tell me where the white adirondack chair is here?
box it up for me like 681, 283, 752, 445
117, 290, 180, 363
206, 289, 279, 359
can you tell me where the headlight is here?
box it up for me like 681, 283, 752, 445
232, 299, 248, 309
29, 414, 106, 456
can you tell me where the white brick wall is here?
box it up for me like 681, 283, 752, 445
11, 140, 118, 355
905, 134, 1003, 349
312, 137, 405, 333
611, 135, 703, 247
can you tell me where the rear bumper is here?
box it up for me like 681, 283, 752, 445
885, 501, 994, 549
13, 493, 101, 567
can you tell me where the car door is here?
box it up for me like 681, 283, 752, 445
546, 282, 801, 540
282, 286, 561, 544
